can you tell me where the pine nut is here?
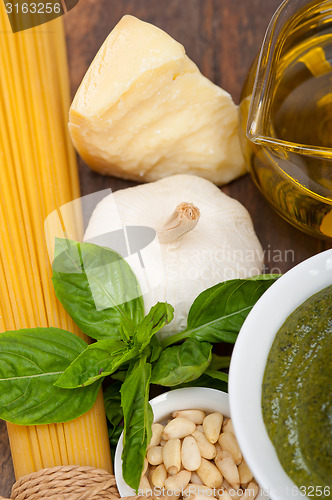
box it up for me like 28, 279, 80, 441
163, 418, 196, 440
215, 443, 222, 455
215, 454, 240, 489
165, 470, 191, 491
226, 487, 243, 500
147, 445, 164, 465
172, 410, 206, 424
139, 475, 152, 495
163, 438, 181, 476
239, 481, 259, 499
193, 430, 217, 460
190, 472, 204, 485
214, 450, 232, 464
219, 489, 233, 500
142, 457, 148, 476
203, 413, 223, 444
182, 436, 202, 471
196, 457, 223, 488
218, 432, 242, 465
148, 423, 164, 448
238, 459, 253, 484
151, 464, 167, 488
183, 484, 215, 497
222, 418, 235, 436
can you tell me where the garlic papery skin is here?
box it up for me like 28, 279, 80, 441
84, 175, 264, 337
158, 202, 200, 244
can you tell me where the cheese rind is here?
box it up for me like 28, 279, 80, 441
69, 15, 246, 185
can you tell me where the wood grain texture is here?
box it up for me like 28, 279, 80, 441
0, 421, 13, 497
1, 0, 330, 495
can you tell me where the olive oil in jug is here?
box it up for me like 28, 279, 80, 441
240, 0, 332, 239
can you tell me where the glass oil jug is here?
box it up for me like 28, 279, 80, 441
239, 0, 332, 239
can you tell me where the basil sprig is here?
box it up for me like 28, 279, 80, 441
0, 238, 280, 492
55, 302, 173, 389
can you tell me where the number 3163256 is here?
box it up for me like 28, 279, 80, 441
5, 3, 62, 14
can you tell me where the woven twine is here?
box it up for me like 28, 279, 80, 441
0, 465, 150, 500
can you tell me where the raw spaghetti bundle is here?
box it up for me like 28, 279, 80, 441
0, 4, 112, 479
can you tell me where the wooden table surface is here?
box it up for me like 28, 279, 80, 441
1, 0, 331, 496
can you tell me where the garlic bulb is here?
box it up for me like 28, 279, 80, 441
84, 175, 264, 336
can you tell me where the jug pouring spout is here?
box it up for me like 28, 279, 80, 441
240, 0, 332, 238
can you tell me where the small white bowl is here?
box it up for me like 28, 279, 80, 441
229, 249, 332, 500
115, 387, 265, 499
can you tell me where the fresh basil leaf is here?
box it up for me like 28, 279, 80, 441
174, 373, 228, 392
55, 340, 139, 388
209, 353, 231, 370
247, 273, 282, 280
151, 338, 212, 386
134, 302, 174, 350
104, 381, 124, 462
119, 323, 135, 344
104, 381, 123, 440
110, 425, 124, 461
52, 238, 144, 341
162, 276, 280, 347
121, 357, 153, 492
111, 370, 127, 382
185, 277, 280, 343
0, 328, 101, 425
149, 336, 163, 363
204, 369, 229, 383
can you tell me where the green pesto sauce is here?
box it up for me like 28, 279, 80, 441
262, 284, 332, 498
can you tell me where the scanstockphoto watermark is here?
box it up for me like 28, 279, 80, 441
138, 485, 331, 498
3, 0, 80, 32
137, 485, 263, 498
138, 483, 331, 500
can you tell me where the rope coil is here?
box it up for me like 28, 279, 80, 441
1, 465, 145, 500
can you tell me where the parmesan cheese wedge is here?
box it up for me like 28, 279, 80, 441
69, 15, 245, 185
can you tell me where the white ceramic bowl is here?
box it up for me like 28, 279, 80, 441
115, 387, 265, 498
229, 249, 332, 500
